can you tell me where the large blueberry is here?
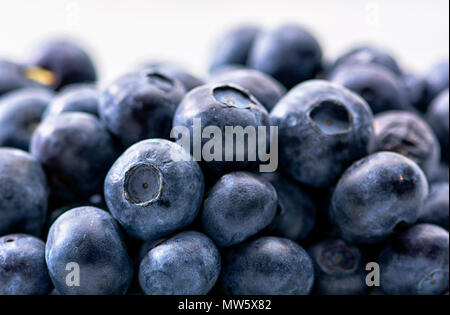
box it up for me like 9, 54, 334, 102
248, 24, 322, 89
425, 59, 449, 101
0, 148, 48, 236
201, 172, 277, 247
418, 182, 449, 229
426, 89, 449, 163
211, 68, 286, 111
99, 70, 185, 149
372, 110, 440, 178
220, 236, 314, 295
0, 234, 53, 295
330, 152, 428, 243
30, 112, 117, 200
43, 84, 99, 117
139, 231, 220, 295
270, 80, 374, 188
308, 239, 366, 295
0, 87, 54, 150
329, 63, 410, 114
379, 224, 449, 295
104, 139, 204, 240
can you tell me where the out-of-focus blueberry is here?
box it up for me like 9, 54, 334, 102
425, 59, 449, 101
248, 24, 322, 89
220, 236, 314, 295
45, 206, 134, 295
418, 182, 449, 230
402, 72, 429, 112
104, 139, 204, 240
270, 80, 374, 188
426, 89, 449, 163
429, 162, 449, 184
379, 223, 449, 295
330, 152, 428, 243
0, 60, 45, 96
139, 231, 221, 295
43, 84, 99, 117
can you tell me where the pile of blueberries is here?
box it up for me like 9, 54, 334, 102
0, 23, 449, 295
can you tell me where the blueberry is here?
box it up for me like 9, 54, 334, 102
429, 162, 449, 184
418, 182, 449, 229
308, 239, 366, 295
220, 236, 314, 295
248, 24, 322, 89
270, 80, 374, 188
402, 72, 428, 112
27, 40, 97, 90
45, 206, 133, 295
104, 139, 204, 240
139, 231, 221, 295
43, 84, 99, 118
426, 89, 449, 163
0, 87, 54, 150
372, 110, 441, 178
209, 25, 261, 72
172, 83, 271, 177
379, 223, 449, 295
0, 60, 46, 96
99, 70, 185, 148
30, 112, 117, 200
330, 151, 428, 243
329, 63, 410, 114
211, 68, 286, 111
425, 59, 449, 101
0, 148, 48, 236
0, 234, 52, 295
201, 172, 277, 247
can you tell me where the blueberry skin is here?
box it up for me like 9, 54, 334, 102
426, 89, 449, 163
248, 24, 322, 89
28, 40, 97, 90
0, 148, 48, 236
270, 80, 374, 188
429, 162, 449, 184
201, 172, 277, 247
0, 60, 43, 96
379, 224, 449, 295
173, 83, 271, 177
220, 236, 314, 295
211, 68, 286, 111
308, 239, 366, 295
418, 182, 449, 230
104, 139, 204, 241
139, 231, 221, 295
402, 72, 429, 112
99, 70, 185, 149
330, 152, 428, 244
45, 206, 133, 295
30, 112, 117, 200
209, 25, 261, 72
329, 63, 410, 114
43, 84, 99, 118
0, 87, 54, 150
372, 110, 441, 179
425, 59, 449, 101
0, 234, 52, 295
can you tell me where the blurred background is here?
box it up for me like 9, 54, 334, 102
0, 0, 448, 85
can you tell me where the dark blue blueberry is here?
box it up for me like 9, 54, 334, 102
270, 80, 374, 188
426, 89, 449, 163
330, 151, 428, 243
99, 70, 185, 148
43, 84, 99, 117
418, 182, 449, 229
173, 83, 271, 178
425, 59, 449, 101
201, 172, 277, 247
402, 72, 429, 112
0, 87, 54, 150
248, 24, 322, 89
45, 206, 134, 295
0, 148, 48, 236
104, 139, 204, 240
30, 112, 117, 200
139, 231, 221, 295
27, 40, 97, 90
220, 236, 314, 295
329, 63, 410, 114
0, 234, 52, 295
209, 25, 261, 72
372, 110, 441, 179
379, 223, 449, 295
0, 60, 47, 96
211, 68, 286, 111
308, 239, 366, 295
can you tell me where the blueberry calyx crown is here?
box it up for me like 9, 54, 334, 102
309, 100, 353, 135
124, 162, 163, 205
213, 85, 256, 109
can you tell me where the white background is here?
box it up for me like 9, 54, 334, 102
0, 0, 448, 86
